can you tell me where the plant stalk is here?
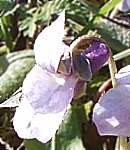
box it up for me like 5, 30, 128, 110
51, 134, 56, 150
108, 50, 117, 87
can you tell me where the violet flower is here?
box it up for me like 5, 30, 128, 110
93, 65, 130, 137
13, 11, 78, 143
13, 11, 109, 143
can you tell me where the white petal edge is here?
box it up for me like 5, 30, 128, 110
116, 65, 130, 85
34, 11, 66, 72
13, 98, 67, 143
118, 65, 130, 73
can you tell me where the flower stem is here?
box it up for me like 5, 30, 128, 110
103, 142, 108, 150
51, 134, 56, 150
108, 49, 128, 150
108, 50, 117, 87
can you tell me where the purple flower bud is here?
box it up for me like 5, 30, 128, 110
81, 38, 109, 74
71, 36, 109, 80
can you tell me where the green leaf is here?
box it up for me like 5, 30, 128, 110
0, 50, 35, 102
4, 4, 20, 16
23, 19, 36, 38
0, 87, 21, 108
56, 106, 85, 150
95, 20, 130, 51
19, 0, 78, 37
99, 0, 121, 15
0, 0, 13, 15
0, 49, 8, 75
0, 16, 13, 52
94, 0, 121, 23
25, 139, 50, 150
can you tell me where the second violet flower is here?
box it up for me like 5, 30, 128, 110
93, 65, 130, 137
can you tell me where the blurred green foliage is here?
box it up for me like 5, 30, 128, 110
1, 0, 129, 52
0, 0, 130, 149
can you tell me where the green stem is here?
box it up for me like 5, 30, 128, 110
51, 134, 56, 150
108, 50, 117, 87
103, 142, 108, 150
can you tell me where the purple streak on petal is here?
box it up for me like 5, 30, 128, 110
81, 39, 109, 74
93, 85, 130, 137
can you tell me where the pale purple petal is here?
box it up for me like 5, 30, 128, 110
22, 65, 77, 113
13, 64, 77, 142
118, 0, 130, 12
34, 11, 67, 72
13, 98, 67, 143
13, 10, 79, 143
13, 11, 79, 143
93, 85, 130, 136
116, 65, 130, 85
